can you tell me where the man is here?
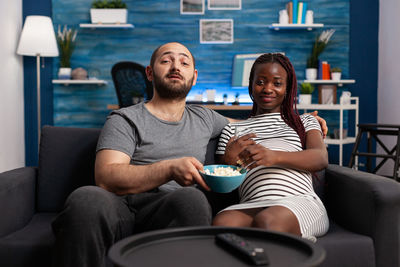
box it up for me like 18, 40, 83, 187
52, 42, 327, 267
52, 42, 229, 267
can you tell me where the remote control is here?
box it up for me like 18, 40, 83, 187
215, 233, 269, 266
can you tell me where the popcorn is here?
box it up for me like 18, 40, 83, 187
204, 166, 241, 176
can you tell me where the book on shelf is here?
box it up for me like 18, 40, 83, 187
322, 61, 331, 80
297, 2, 303, 24
318, 60, 323, 79
301, 2, 307, 23
292, 0, 298, 24
286, 2, 293, 24
284, 1, 311, 25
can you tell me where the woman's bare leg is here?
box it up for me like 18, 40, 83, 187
252, 206, 301, 236
212, 208, 262, 227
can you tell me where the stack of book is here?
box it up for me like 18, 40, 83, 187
285, 1, 309, 24
318, 61, 331, 80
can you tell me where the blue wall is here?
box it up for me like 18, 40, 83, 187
51, 0, 350, 128
23, 0, 378, 166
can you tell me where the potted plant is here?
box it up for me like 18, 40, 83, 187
305, 29, 335, 80
331, 67, 342, 81
298, 82, 314, 104
56, 25, 78, 79
90, 0, 128, 24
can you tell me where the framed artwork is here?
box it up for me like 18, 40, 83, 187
318, 85, 337, 104
208, 0, 241, 10
181, 0, 205, 15
200, 19, 234, 44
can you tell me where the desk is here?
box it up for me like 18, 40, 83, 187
107, 103, 253, 111
109, 226, 326, 267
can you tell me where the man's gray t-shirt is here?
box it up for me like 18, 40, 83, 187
97, 102, 228, 167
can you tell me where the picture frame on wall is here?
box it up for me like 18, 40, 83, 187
318, 85, 337, 104
208, 0, 241, 10
200, 19, 234, 44
181, 0, 205, 15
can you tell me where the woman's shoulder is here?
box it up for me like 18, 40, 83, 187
300, 113, 321, 131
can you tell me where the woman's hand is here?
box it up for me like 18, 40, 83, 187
238, 144, 278, 169
223, 133, 256, 165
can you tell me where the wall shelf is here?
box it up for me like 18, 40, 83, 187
269, 23, 324, 31
79, 23, 134, 29
52, 79, 108, 86
297, 97, 359, 166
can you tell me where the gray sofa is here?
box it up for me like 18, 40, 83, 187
1, 125, 400, 267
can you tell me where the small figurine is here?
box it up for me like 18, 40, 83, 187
233, 93, 240, 105
223, 94, 228, 105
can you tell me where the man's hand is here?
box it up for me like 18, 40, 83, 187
169, 157, 210, 191
310, 111, 328, 138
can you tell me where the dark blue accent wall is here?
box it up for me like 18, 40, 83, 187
23, 0, 54, 166
23, 0, 379, 166
344, 0, 378, 167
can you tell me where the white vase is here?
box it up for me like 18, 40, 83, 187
305, 10, 314, 24
58, 68, 72, 79
279, 9, 289, 24
90, 9, 128, 24
331, 72, 342, 81
298, 94, 312, 105
305, 68, 317, 80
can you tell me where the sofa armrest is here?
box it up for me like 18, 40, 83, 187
324, 164, 400, 267
0, 167, 37, 237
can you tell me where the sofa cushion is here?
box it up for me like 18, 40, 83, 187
37, 126, 101, 212
317, 222, 375, 267
0, 213, 56, 267
0, 167, 36, 237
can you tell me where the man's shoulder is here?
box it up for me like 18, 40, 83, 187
109, 102, 145, 121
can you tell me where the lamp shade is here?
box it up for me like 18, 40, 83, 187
17, 15, 59, 57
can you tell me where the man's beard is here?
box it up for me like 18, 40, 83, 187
153, 72, 194, 100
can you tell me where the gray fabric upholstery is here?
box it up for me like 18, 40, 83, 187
317, 223, 375, 267
0, 167, 36, 237
37, 126, 100, 212
325, 164, 400, 267
0, 213, 55, 267
0, 126, 399, 267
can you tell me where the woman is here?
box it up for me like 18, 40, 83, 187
212, 53, 329, 241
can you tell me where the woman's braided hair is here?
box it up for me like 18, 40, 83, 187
248, 53, 306, 148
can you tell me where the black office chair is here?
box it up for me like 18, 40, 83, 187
111, 61, 153, 108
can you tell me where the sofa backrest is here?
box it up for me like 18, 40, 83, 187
37, 126, 101, 212
36, 126, 325, 212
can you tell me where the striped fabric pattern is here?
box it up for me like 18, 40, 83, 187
216, 113, 321, 202
216, 113, 329, 238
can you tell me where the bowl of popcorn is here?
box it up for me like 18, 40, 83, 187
199, 165, 247, 193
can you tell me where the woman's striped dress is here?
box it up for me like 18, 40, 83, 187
216, 113, 329, 241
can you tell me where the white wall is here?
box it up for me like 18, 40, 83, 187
377, 0, 400, 176
0, 0, 25, 172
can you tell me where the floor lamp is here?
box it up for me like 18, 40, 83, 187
17, 16, 59, 147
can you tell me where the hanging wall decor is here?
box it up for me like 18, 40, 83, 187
208, 0, 241, 10
181, 0, 205, 15
200, 19, 234, 44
